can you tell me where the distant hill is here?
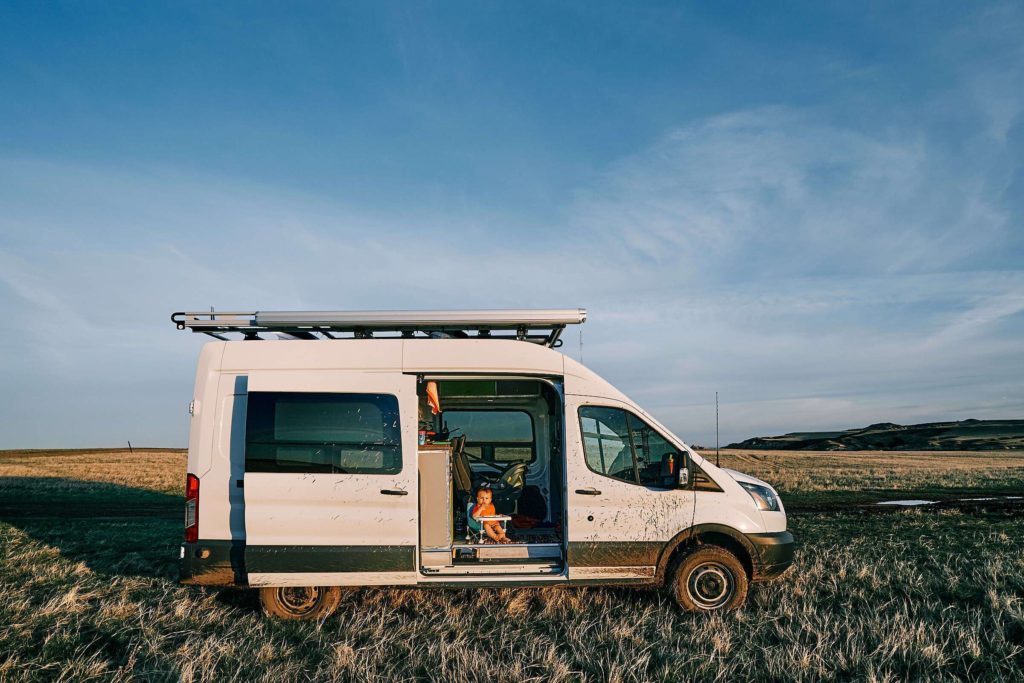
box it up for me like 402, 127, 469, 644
726, 419, 1024, 451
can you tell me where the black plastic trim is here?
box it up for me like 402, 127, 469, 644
180, 542, 417, 586
691, 463, 724, 492
654, 524, 795, 584
745, 530, 795, 580
247, 545, 415, 574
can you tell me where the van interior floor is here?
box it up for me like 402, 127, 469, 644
451, 539, 563, 564
453, 529, 560, 546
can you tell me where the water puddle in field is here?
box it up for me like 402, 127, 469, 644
791, 496, 1024, 514
872, 495, 1023, 508
876, 499, 937, 506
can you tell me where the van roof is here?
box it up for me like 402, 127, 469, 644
173, 308, 586, 348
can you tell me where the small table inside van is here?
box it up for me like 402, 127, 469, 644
469, 513, 512, 544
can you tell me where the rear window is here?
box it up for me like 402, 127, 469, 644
245, 392, 402, 474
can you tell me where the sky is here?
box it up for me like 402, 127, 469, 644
1, 1, 1022, 448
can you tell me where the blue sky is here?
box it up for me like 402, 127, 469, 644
1, 1, 1022, 448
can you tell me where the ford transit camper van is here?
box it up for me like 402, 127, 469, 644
173, 309, 793, 619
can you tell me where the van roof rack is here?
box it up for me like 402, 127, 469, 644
171, 308, 587, 347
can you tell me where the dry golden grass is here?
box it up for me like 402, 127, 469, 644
0, 449, 186, 498
0, 448, 1022, 680
4, 447, 1022, 508
700, 449, 1024, 505
1, 512, 1021, 681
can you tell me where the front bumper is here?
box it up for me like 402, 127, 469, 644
745, 530, 795, 581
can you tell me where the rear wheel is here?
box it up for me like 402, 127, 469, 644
259, 586, 342, 620
670, 546, 748, 612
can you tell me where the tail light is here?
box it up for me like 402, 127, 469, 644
184, 473, 199, 543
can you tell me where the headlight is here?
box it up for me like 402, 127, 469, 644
739, 482, 780, 512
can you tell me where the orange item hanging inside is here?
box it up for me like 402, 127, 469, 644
425, 381, 441, 415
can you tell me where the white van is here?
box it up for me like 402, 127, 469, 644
173, 309, 793, 619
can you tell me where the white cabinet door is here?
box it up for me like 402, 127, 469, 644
241, 371, 419, 586
565, 395, 694, 581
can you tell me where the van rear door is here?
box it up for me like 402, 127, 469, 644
241, 371, 418, 586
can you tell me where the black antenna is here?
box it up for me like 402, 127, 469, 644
579, 327, 583, 362
715, 391, 720, 468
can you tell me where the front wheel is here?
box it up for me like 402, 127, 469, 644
259, 586, 342, 620
670, 546, 749, 612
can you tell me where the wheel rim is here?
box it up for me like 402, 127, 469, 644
276, 587, 323, 616
686, 562, 735, 610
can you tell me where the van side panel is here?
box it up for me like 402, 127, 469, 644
402, 339, 563, 375
562, 356, 631, 403
220, 339, 404, 372
690, 491, 767, 535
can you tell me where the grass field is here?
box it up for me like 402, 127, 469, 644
706, 449, 1024, 506
3, 447, 1021, 510
1, 449, 1023, 681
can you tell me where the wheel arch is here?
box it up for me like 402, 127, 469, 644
656, 523, 755, 585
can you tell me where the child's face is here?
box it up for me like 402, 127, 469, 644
476, 489, 492, 506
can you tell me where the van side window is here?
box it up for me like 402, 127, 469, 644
629, 417, 679, 488
579, 406, 679, 488
579, 407, 638, 483
245, 392, 402, 474
443, 410, 535, 463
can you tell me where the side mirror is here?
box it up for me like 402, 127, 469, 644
678, 466, 690, 488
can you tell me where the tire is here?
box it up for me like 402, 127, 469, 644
259, 586, 342, 621
670, 546, 749, 612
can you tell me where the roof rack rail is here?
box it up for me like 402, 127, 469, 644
171, 308, 586, 347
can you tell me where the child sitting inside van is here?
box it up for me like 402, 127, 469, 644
470, 486, 511, 544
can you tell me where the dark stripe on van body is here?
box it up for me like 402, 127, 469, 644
246, 545, 415, 574
180, 542, 415, 585
567, 541, 663, 568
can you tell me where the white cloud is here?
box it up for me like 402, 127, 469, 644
570, 106, 1012, 282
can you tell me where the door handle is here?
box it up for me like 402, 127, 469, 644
575, 488, 602, 495
380, 489, 409, 496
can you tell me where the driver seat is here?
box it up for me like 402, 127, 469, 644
451, 436, 475, 505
